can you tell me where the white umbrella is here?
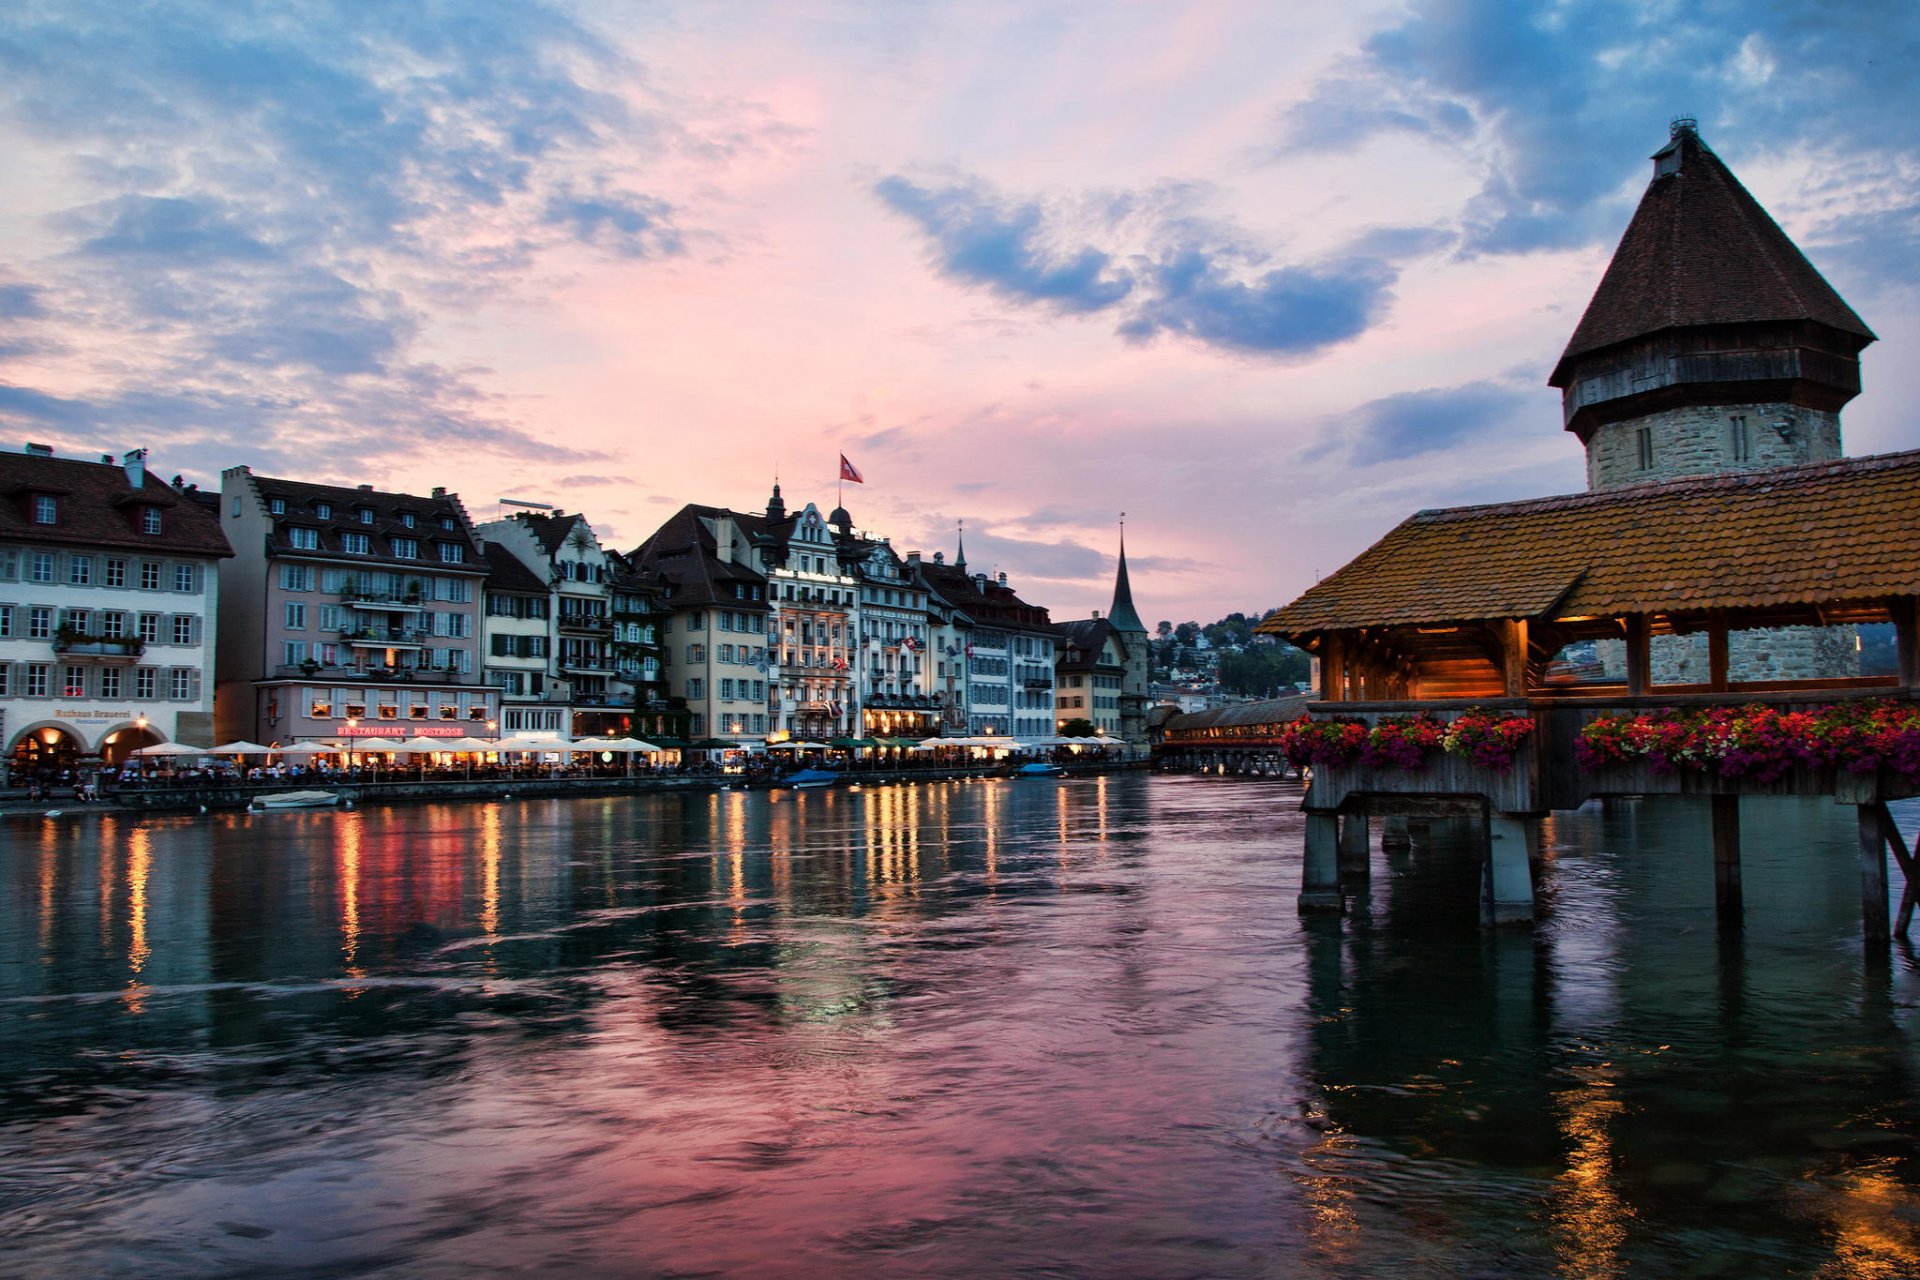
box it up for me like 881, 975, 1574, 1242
133, 742, 207, 756
398, 735, 457, 754
599, 737, 662, 753
346, 736, 406, 753
211, 740, 276, 755
494, 734, 571, 753
441, 736, 497, 752
276, 742, 339, 758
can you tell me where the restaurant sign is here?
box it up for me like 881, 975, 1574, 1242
335, 723, 472, 737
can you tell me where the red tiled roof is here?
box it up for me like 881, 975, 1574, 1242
1551, 128, 1873, 385
0, 450, 231, 557
1260, 449, 1920, 636
629, 504, 769, 610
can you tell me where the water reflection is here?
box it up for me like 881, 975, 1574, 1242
0, 782, 1918, 1277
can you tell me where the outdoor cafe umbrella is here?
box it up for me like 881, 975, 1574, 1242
494, 734, 572, 753
275, 742, 339, 758
133, 741, 208, 757
210, 740, 275, 756
397, 735, 458, 755
347, 737, 407, 753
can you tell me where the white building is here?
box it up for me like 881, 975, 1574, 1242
1, 444, 230, 777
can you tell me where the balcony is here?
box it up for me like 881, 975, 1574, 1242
271, 663, 482, 685
561, 657, 615, 674
863, 692, 940, 711
52, 635, 145, 661
342, 589, 428, 613
344, 627, 428, 648
558, 615, 613, 636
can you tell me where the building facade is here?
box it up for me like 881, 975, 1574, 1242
917, 542, 1055, 739
216, 468, 499, 745
1, 444, 230, 775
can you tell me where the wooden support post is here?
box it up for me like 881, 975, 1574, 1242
1501, 618, 1530, 697
1624, 614, 1650, 696
1708, 614, 1731, 693
1893, 597, 1919, 690
1484, 813, 1537, 926
1877, 801, 1917, 939
1711, 794, 1742, 925
1339, 813, 1370, 884
1320, 634, 1345, 703
1300, 813, 1343, 913
1858, 804, 1891, 948
1380, 815, 1411, 852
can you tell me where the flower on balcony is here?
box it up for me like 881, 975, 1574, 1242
1360, 712, 1447, 768
1575, 700, 1920, 784
1277, 716, 1368, 768
1278, 709, 1532, 773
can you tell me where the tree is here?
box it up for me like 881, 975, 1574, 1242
1173, 621, 1199, 646
1059, 718, 1098, 737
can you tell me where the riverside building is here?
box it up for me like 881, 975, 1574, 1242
215, 468, 498, 745
1, 444, 231, 775
916, 536, 1056, 739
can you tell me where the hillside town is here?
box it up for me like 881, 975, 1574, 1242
0, 460, 1160, 780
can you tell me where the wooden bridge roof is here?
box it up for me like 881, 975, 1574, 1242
1261, 449, 1920, 638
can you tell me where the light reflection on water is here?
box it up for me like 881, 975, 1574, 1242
1, 777, 1919, 1277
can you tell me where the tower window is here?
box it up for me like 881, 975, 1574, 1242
1635, 426, 1654, 471
1730, 415, 1750, 462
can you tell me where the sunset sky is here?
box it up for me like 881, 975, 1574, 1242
3, 2, 1917, 625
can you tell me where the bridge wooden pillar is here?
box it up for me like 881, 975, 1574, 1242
1319, 634, 1346, 702
1859, 804, 1891, 949
1483, 813, 1537, 925
1622, 614, 1651, 695
1893, 596, 1919, 689
1711, 794, 1742, 924
1338, 813, 1370, 884
1300, 813, 1343, 913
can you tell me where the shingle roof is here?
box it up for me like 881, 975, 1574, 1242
1260, 449, 1920, 636
0, 450, 231, 557
1163, 694, 1311, 734
1551, 127, 1873, 384
918, 562, 1053, 631
1056, 617, 1127, 673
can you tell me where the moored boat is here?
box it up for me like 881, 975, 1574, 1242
250, 790, 341, 810
784, 768, 840, 790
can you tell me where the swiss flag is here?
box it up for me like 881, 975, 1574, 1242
839, 454, 864, 483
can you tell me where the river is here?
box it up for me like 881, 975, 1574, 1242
2, 775, 1919, 1277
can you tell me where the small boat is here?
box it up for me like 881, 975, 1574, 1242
250, 790, 341, 810
785, 768, 840, 790
1015, 762, 1063, 778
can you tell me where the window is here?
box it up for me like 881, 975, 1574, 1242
141, 507, 163, 535
343, 702, 366, 719
400, 512, 416, 528
687, 678, 704, 699
67, 555, 92, 586
173, 564, 197, 593
282, 639, 308, 666
30, 553, 55, 583
409, 704, 428, 719
25, 664, 49, 697
437, 542, 464, 563
169, 668, 195, 701
341, 532, 370, 555
60, 609, 89, 635
687, 644, 705, 663
139, 561, 161, 590
1731, 414, 1750, 462
106, 558, 126, 588
689, 713, 705, 734
720, 678, 735, 700
289, 527, 319, 550
377, 703, 398, 720
1636, 426, 1654, 471
134, 667, 156, 699
138, 613, 160, 643
468, 706, 487, 721
280, 563, 314, 591
285, 602, 307, 630
439, 515, 456, 530
392, 537, 418, 559
102, 611, 126, 639
64, 665, 86, 698
356, 506, 374, 524
686, 612, 704, 631
31, 494, 56, 525
313, 502, 332, 519
311, 698, 332, 719
171, 615, 196, 645
28, 606, 53, 639
319, 605, 347, 631
269, 497, 286, 514
0, 606, 11, 638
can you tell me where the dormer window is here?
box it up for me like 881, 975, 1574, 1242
269, 497, 286, 515
31, 494, 57, 525
438, 515, 456, 530
400, 512, 416, 528
356, 506, 373, 524
289, 526, 319, 550
313, 501, 332, 519
140, 507, 163, 535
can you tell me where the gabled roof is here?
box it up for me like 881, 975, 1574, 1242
0, 450, 231, 557
501, 510, 588, 558
1552, 125, 1873, 384
1260, 449, 1920, 636
482, 541, 550, 594
1056, 617, 1130, 673
1107, 535, 1146, 633
629, 504, 768, 610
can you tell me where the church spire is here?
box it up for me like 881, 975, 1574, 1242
1107, 517, 1145, 634
766, 477, 786, 522
954, 519, 966, 571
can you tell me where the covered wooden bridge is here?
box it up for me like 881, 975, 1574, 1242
1258, 450, 1920, 946
1152, 695, 1310, 775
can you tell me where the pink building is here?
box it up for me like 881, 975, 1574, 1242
215, 468, 498, 745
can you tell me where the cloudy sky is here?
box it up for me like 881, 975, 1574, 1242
3, 2, 1917, 625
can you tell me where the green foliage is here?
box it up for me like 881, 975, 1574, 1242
1059, 718, 1098, 737
1215, 644, 1310, 697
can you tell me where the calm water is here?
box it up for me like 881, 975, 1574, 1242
3, 776, 1920, 1277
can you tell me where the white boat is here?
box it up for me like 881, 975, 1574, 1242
1015, 762, 1063, 778
250, 790, 341, 810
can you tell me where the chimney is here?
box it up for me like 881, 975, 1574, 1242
997, 572, 1008, 587
101, 454, 114, 463
432, 486, 447, 498
122, 448, 147, 488
25, 442, 53, 457
905, 551, 921, 568
933, 551, 944, 564
714, 514, 735, 563
358, 483, 373, 491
